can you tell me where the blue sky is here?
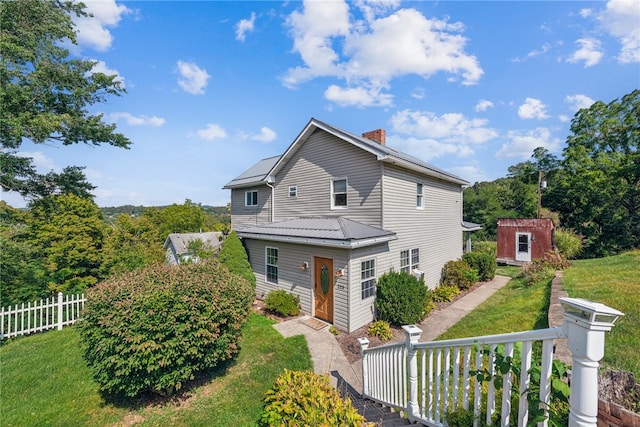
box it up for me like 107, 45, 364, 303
3, 0, 639, 208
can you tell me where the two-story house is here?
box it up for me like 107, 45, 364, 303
224, 118, 469, 333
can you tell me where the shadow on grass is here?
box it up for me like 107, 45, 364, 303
533, 276, 553, 330
98, 352, 239, 410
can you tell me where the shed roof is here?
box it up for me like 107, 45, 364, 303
497, 218, 555, 228
223, 118, 468, 189
236, 216, 397, 249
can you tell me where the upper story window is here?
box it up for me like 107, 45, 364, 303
416, 183, 424, 208
245, 190, 258, 206
332, 178, 347, 208
289, 186, 297, 197
400, 248, 420, 274
361, 259, 376, 299
266, 247, 278, 284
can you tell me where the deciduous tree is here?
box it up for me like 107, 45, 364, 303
0, 0, 130, 199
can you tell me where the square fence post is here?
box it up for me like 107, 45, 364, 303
57, 292, 64, 330
358, 337, 370, 398
402, 324, 423, 422
560, 297, 624, 427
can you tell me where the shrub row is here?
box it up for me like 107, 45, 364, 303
78, 260, 254, 397
218, 230, 256, 287
260, 370, 365, 426
462, 252, 496, 282
375, 271, 429, 326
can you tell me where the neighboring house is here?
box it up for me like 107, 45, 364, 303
164, 232, 223, 265
496, 218, 555, 265
223, 118, 469, 333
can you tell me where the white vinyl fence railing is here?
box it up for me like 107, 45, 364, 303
359, 298, 624, 427
1, 292, 86, 340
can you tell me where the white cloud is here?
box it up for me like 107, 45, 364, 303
388, 135, 474, 160
447, 165, 489, 184
236, 12, 256, 42
250, 127, 277, 142
324, 84, 393, 107
17, 151, 58, 173
580, 8, 593, 18
518, 98, 549, 120
194, 123, 227, 140
176, 61, 211, 95
107, 112, 165, 127
283, 1, 483, 105
475, 99, 494, 112
598, 0, 640, 63
392, 110, 498, 144
496, 128, 561, 159
567, 38, 604, 67
565, 94, 595, 112
91, 60, 125, 87
73, 0, 131, 51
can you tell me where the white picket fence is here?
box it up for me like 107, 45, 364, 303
359, 297, 624, 427
1, 292, 86, 340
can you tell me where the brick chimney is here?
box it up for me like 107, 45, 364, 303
362, 129, 386, 145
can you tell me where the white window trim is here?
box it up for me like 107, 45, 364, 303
361, 258, 376, 300
416, 182, 424, 209
245, 190, 258, 207
401, 248, 420, 273
331, 177, 348, 209
266, 247, 278, 284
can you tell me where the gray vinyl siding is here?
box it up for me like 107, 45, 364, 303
348, 243, 393, 332
243, 238, 351, 332
230, 185, 272, 228
273, 129, 383, 228
382, 164, 463, 288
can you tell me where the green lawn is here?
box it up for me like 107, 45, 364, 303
435, 250, 640, 378
0, 314, 312, 427
562, 250, 640, 378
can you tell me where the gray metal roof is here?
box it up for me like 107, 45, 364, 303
163, 232, 223, 254
224, 118, 469, 189
223, 155, 281, 189
462, 221, 483, 231
236, 216, 397, 249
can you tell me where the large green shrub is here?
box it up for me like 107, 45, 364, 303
374, 271, 429, 326
78, 260, 254, 397
554, 228, 582, 259
218, 231, 255, 287
462, 252, 496, 282
472, 240, 497, 257
260, 369, 365, 426
264, 290, 300, 316
441, 260, 478, 290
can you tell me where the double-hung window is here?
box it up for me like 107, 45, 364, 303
400, 248, 420, 273
416, 183, 424, 208
245, 190, 258, 206
266, 247, 278, 284
361, 259, 375, 299
332, 178, 347, 208
288, 186, 297, 197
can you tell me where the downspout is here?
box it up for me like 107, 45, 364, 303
266, 176, 275, 223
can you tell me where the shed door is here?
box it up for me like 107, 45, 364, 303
314, 257, 334, 323
515, 232, 532, 262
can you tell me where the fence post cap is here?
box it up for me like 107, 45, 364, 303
402, 325, 422, 341
358, 337, 370, 351
560, 297, 624, 329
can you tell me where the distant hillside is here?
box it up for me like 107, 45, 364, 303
101, 205, 229, 224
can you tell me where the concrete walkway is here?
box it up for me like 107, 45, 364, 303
272, 274, 512, 392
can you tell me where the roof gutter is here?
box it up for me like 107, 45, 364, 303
236, 232, 397, 249
266, 175, 275, 222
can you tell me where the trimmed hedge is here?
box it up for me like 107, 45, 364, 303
264, 290, 300, 316
78, 260, 254, 397
218, 231, 256, 287
462, 252, 496, 282
375, 271, 429, 326
260, 370, 365, 426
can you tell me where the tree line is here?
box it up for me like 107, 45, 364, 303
465, 89, 639, 259
0, 198, 230, 307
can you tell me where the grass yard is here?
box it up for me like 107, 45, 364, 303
0, 313, 312, 426
436, 273, 551, 341
563, 250, 640, 378
435, 250, 640, 379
